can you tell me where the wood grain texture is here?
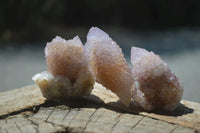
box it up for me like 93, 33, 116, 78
0, 83, 199, 133
91, 84, 200, 131
0, 85, 45, 117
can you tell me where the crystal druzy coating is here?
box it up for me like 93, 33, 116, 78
45, 36, 84, 79
33, 36, 94, 100
85, 27, 135, 106
32, 27, 183, 111
131, 47, 183, 111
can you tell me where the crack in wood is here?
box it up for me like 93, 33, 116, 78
46, 119, 66, 131
115, 113, 122, 120
14, 122, 23, 133
45, 108, 56, 122
0, 105, 41, 120
26, 117, 39, 133
110, 119, 120, 133
108, 113, 123, 133
0, 108, 33, 120
131, 116, 144, 129
67, 110, 79, 127
169, 125, 178, 133
94, 109, 105, 123
89, 109, 98, 119
83, 109, 98, 132
139, 114, 177, 128
61, 110, 71, 123
27, 114, 67, 133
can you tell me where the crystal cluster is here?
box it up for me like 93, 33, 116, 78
32, 27, 183, 111
85, 27, 135, 106
32, 36, 94, 100
131, 47, 183, 111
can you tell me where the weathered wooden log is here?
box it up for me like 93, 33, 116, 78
0, 83, 199, 133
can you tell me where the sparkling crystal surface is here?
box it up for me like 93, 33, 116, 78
33, 36, 94, 99
131, 47, 183, 111
85, 27, 135, 106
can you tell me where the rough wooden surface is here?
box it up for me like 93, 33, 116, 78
0, 83, 200, 133
0, 85, 45, 117
91, 84, 200, 131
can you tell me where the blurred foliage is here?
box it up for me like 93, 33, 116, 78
0, 0, 200, 42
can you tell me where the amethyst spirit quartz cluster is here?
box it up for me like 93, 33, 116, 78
33, 27, 183, 111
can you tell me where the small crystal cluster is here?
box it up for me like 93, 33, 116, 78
131, 47, 183, 111
33, 36, 94, 100
32, 28, 134, 105
33, 27, 183, 111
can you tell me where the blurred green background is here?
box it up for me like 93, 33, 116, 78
0, 0, 200, 103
